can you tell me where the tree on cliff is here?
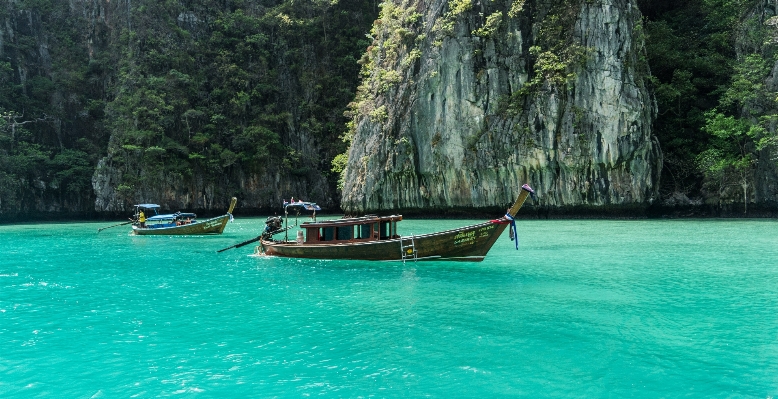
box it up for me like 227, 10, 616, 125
697, 111, 764, 212
0, 1, 111, 217
0, 0, 376, 216
639, 0, 778, 212
639, 0, 754, 201
0, 109, 94, 214
698, 52, 778, 213
99, 0, 375, 208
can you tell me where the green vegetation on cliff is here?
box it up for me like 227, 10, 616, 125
0, 1, 107, 214
0, 0, 376, 216
640, 0, 778, 206
3, 0, 778, 216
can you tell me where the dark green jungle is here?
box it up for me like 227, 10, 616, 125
0, 0, 774, 219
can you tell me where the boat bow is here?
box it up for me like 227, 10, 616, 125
491, 184, 536, 250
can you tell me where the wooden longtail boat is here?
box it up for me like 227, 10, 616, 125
130, 197, 237, 235
255, 185, 535, 262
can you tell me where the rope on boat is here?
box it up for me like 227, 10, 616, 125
504, 213, 518, 250
489, 214, 519, 250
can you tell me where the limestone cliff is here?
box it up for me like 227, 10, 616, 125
341, 0, 661, 214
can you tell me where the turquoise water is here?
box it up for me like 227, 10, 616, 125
1, 218, 777, 397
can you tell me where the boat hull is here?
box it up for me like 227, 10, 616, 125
259, 221, 509, 261
132, 214, 231, 235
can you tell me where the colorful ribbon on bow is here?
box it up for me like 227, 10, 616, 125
504, 213, 518, 250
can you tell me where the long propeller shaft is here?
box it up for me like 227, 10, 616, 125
97, 220, 133, 233
216, 225, 292, 253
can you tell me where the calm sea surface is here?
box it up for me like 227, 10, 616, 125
1, 217, 777, 397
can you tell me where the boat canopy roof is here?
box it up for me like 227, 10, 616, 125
301, 214, 401, 228
284, 201, 321, 211
135, 204, 161, 209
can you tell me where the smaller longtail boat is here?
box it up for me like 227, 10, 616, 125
247, 185, 535, 262
129, 197, 237, 235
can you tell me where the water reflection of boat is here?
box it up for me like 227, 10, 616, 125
255, 185, 535, 262
130, 197, 237, 236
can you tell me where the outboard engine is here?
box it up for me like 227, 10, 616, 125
262, 216, 284, 239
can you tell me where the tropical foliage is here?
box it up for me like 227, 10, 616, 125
640, 0, 778, 207
2, 0, 778, 216
0, 0, 375, 216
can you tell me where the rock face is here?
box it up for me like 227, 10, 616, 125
341, 0, 661, 214
91, 157, 332, 213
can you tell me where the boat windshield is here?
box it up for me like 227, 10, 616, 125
146, 214, 177, 221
